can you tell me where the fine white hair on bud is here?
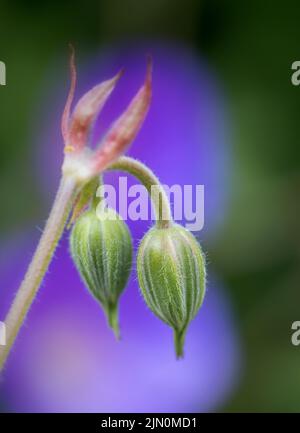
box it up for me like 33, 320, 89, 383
137, 224, 206, 358
70, 207, 132, 338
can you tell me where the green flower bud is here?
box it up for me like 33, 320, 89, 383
70, 207, 132, 338
137, 224, 206, 358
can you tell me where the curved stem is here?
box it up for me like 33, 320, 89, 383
108, 156, 173, 229
0, 176, 78, 372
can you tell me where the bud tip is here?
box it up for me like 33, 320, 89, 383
105, 302, 121, 341
62, 43, 77, 146
174, 328, 186, 360
146, 54, 153, 85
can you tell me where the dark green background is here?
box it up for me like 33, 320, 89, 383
1, 0, 300, 412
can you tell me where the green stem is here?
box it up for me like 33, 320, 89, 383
0, 176, 78, 372
174, 327, 187, 359
91, 175, 103, 211
108, 156, 173, 229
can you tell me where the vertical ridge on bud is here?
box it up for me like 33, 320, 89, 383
70, 207, 132, 338
92, 58, 152, 173
137, 224, 206, 358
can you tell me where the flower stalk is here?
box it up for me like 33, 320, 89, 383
0, 48, 153, 371
108, 156, 172, 229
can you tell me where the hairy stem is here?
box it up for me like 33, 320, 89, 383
108, 156, 173, 228
0, 176, 78, 371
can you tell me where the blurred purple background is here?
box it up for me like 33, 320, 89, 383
0, 43, 240, 412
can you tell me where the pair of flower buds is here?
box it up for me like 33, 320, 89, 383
70, 199, 206, 358
62, 49, 206, 358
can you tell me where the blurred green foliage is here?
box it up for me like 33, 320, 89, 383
1, 0, 300, 412
199, 0, 300, 412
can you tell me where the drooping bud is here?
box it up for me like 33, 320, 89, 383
137, 224, 206, 358
70, 206, 132, 338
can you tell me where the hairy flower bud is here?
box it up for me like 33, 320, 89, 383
70, 207, 132, 338
137, 224, 206, 358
